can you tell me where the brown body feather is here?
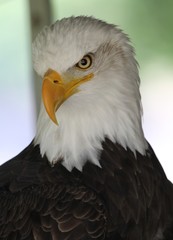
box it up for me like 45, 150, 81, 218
0, 139, 173, 240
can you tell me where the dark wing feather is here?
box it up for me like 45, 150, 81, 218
0, 183, 107, 240
1, 140, 173, 240
79, 139, 173, 239
0, 143, 107, 239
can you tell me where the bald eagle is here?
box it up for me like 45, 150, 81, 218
0, 16, 173, 240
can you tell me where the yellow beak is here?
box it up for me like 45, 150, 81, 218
42, 69, 93, 125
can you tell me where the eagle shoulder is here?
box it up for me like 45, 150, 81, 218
0, 142, 107, 239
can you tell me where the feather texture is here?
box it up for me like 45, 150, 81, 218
0, 140, 173, 239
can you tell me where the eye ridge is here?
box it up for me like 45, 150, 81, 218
76, 54, 92, 69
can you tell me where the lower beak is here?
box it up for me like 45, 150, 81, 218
42, 69, 93, 125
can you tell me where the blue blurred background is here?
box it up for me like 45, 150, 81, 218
0, 0, 173, 180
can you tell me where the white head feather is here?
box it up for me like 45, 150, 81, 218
32, 16, 147, 171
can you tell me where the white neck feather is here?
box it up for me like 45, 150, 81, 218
34, 70, 147, 171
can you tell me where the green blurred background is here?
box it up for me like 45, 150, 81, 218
0, 0, 173, 179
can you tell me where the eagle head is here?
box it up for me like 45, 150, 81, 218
32, 16, 147, 171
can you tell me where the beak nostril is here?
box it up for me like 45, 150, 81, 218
53, 80, 59, 84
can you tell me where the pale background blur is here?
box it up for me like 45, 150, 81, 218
0, 0, 173, 180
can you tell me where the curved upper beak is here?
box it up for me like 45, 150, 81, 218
42, 69, 93, 125
42, 70, 65, 125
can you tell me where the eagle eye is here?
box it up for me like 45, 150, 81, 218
76, 54, 92, 69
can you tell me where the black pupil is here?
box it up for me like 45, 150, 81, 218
80, 58, 88, 66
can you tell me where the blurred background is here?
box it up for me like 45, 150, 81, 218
0, 0, 173, 179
